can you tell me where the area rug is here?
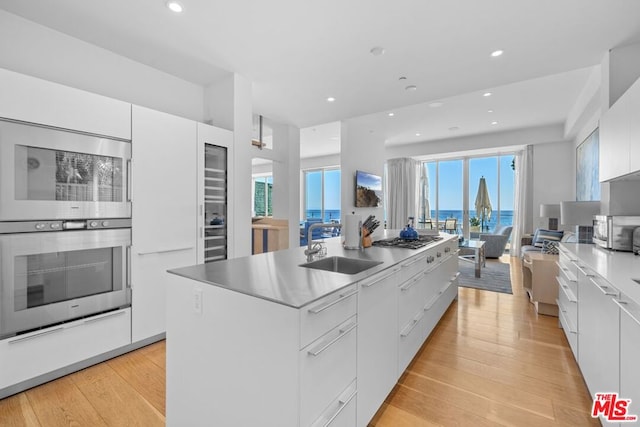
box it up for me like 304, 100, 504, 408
457, 260, 513, 294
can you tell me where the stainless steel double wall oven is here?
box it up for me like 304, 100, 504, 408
0, 118, 132, 339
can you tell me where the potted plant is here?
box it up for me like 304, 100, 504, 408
469, 216, 480, 233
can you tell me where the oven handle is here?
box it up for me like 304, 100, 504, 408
126, 245, 132, 289
126, 159, 133, 202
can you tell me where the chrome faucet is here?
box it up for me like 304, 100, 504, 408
305, 222, 342, 261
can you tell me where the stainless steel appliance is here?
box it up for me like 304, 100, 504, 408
0, 118, 131, 221
593, 215, 640, 251
0, 219, 131, 339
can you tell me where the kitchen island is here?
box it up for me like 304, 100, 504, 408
166, 231, 459, 427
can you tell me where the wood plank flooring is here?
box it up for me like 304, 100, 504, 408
0, 256, 597, 426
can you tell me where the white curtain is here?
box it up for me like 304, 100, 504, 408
385, 158, 421, 229
511, 145, 534, 256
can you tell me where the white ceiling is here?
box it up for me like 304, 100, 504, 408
3, 0, 640, 156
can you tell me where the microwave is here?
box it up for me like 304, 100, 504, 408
593, 215, 640, 251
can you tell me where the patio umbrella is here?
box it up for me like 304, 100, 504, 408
474, 176, 492, 232
420, 165, 430, 227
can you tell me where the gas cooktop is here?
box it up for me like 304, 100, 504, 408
372, 234, 443, 249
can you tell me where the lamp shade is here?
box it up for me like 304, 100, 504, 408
560, 201, 600, 226
539, 204, 560, 218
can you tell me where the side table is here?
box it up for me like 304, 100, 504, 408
522, 252, 559, 316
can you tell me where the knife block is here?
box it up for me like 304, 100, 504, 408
362, 227, 373, 248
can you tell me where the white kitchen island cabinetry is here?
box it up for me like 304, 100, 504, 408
131, 105, 197, 342
167, 233, 458, 427
356, 265, 402, 426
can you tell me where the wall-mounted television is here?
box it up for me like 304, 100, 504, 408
355, 170, 382, 207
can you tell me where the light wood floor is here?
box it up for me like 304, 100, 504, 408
0, 257, 597, 426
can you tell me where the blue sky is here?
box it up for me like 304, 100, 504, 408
427, 156, 514, 211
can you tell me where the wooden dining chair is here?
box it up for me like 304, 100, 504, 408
444, 218, 457, 234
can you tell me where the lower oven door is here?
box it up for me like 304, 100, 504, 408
0, 228, 131, 339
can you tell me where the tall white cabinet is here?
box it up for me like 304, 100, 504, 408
131, 106, 198, 342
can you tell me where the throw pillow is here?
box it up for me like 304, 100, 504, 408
533, 229, 564, 248
561, 231, 577, 243
542, 240, 559, 255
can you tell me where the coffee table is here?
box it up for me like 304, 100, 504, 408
458, 240, 486, 278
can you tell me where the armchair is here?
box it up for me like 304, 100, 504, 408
478, 225, 513, 258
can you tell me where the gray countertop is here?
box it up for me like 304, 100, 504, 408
168, 230, 457, 308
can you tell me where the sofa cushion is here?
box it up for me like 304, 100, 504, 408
542, 240, 560, 255
521, 245, 541, 254
532, 229, 564, 248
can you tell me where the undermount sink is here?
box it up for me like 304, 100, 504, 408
300, 256, 382, 275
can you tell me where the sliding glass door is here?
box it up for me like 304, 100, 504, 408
421, 154, 515, 240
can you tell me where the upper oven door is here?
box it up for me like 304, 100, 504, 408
0, 119, 131, 221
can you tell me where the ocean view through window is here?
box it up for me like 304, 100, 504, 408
303, 167, 341, 222
422, 154, 515, 237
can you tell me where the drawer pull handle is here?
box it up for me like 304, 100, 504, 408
308, 289, 357, 314
613, 299, 640, 327
307, 322, 356, 357
138, 246, 194, 255
319, 390, 357, 427
361, 268, 400, 288
83, 310, 126, 325
8, 327, 64, 344
400, 275, 422, 292
400, 312, 424, 337
589, 278, 618, 296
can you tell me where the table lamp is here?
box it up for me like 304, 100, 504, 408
539, 204, 560, 230
560, 201, 600, 244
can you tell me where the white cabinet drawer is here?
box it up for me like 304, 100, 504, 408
310, 380, 357, 427
398, 308, 427, 374
558, 305, 578, 359
557, 265, 578, 297
398, 270, 427, 329
400, 253, 426, 283
300, 316, 357, 427
0, 308, 131, 389
557, 275, 578, 326
422, 279, 458, 343
300, 285, 357, 349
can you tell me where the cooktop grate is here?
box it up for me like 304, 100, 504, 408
372, 235, 443, 249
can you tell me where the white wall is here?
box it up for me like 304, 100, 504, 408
340, 120, 385, 238
531, 141, 575, 230
0, 10, 208, 121
272, 124, 301, 248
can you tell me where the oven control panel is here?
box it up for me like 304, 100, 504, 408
0, 218, 132, 234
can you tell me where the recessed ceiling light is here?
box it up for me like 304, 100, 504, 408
429, 102, 444, 108
370, 46, 385, 56
490, 50, 504, 57
491, 121, 498, 125
166, 1, 183, 12
488, 109, 494, 113
449, 126, 460, 131
405, 85, 417, 91
326, 97, 336, 102
415, 133, 421, 137
398, 76, 407, 81
388, 112, 395, 117
483, 92, 492, 97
